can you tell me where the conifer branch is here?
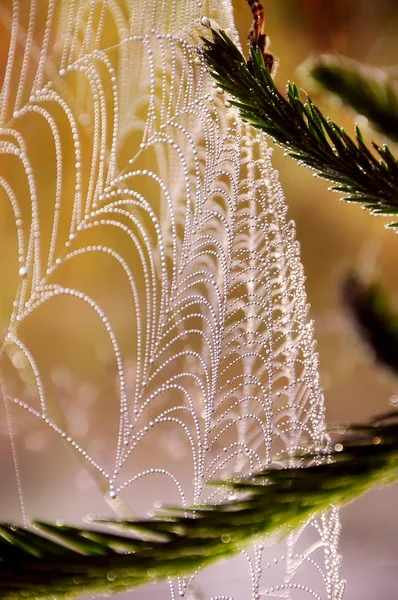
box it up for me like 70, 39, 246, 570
1, 415, 398, 599
200, 29, 398, 227
306, 55, 398, 143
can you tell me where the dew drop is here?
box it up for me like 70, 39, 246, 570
390, 394, 398, 406
18, 266, 29, 277
200, 16, 211, 28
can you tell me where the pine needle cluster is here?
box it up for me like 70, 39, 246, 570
201, 29, 398, 226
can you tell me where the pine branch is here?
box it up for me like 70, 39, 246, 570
343, 274, 398, 374
306, 55, 398, 143
200, 29, 398, 227
2, 415, 398, 599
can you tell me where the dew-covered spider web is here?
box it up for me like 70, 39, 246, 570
0, 0, 345, 598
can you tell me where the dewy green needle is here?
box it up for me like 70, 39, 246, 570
307, 54, 398, 143
200, 28, 398, 227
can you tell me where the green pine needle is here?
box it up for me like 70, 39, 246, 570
306, 55, 398, 143
200, 28, 398, 227
1, 415, 398, 599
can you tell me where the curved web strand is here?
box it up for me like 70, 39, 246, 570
0, 0, 344, 598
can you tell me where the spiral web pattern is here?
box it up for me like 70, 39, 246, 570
0, 1, 345, 598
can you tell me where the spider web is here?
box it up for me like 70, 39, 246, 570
0, 1, 345, 598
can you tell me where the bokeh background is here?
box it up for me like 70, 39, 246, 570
0, 1, 398, 599
231, 1, 398, 599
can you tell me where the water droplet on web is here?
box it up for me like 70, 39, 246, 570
390, 394, 398, 406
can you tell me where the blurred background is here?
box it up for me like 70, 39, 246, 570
231, 1, 398, 598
